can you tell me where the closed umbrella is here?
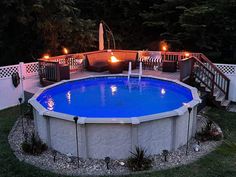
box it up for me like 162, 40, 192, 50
99, 22, 104, 50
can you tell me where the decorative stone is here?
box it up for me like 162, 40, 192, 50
193, 144, 200, 152
119, 161, 125, 166
8, 114, 222, 176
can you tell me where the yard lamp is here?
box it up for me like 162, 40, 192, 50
162, 149, 169, 162
18, 97, 24, 135
73, 116, 79, 167
186, 106, 192, 155
104, 156, 111, 170
52, 150, 57, 162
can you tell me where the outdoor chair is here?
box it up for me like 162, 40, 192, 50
138, 51, 162, 70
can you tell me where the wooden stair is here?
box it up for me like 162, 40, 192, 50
194, 78, 231, 109
163, 51, 231, 110
191, 57, 231, 110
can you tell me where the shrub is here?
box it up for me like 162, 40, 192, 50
127, 146, 152, 171
196, 120, 223, 141
21, 141, 32, 153
21, 133, 47, 155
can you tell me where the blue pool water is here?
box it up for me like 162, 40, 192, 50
37, 76, 193, 118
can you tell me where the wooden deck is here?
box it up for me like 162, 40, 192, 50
70, 69, 180, 80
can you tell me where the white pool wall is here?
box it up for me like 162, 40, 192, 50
30, 74, 201, 159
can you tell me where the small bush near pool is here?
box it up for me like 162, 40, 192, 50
127, 146, 152, 171
21, 133, 47, 155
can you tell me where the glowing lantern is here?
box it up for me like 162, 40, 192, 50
110, 56, 119, 63
162, 45, 168, 60
162, 46, 167, 52
63, 47, 69, 55
43, 54, 50, 59
185, 52, 190, 57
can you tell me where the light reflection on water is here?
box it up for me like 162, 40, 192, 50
110, 85, 117, 95
47, 97, 55, 111
161, 88, 166, 95
66, 91, 71, 104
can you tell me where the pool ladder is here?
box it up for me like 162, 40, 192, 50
128, 61, 142, 82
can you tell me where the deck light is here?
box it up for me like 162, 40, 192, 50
105, 156, 111, 169
185, 52, 190, 57
43, 54, 50, 59
162, 44, 168, 60
162, 46, 167, 52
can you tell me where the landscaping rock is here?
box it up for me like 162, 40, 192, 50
8, 115, 222, 176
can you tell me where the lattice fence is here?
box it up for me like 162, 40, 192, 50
25, 62, 39, 76
0, 65, 19, 79
0, 62, 39, 79
215, 64, 236, 75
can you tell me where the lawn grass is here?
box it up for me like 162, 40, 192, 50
0, 106, 235, 177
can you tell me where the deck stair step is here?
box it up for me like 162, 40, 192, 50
221, 99, 231, 108
215, 94, 225, 102
213, 89, 221, 98
195, 78, 201, 83
205, 87, 211, 92
200, 83, 206, 87
190, 54, 230, 110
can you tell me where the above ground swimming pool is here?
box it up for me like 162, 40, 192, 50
36, 76, 193, 118
30, 75, 201, 159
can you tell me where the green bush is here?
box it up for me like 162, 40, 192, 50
127, 146, 152, 171
21, 133, 47, 155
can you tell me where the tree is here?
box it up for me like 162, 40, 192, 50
0, 0, 97, 66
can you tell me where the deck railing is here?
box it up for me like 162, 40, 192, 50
192, 57, 215, 96
39, 53, 85, 72
179, 58, 194, 82
179, 56, 230, 99
198, 54, 230, 98
37, 50, 232, 99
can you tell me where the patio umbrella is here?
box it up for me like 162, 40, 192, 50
99, 22, 104, 50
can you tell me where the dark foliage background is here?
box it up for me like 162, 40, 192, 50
0, 0, 235, 66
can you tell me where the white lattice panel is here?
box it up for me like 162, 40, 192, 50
215, 64, 236, 75
0, 65, 19, 79
25, 62, 39, 75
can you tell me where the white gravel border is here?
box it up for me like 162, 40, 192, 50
8, 114, 222, 176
